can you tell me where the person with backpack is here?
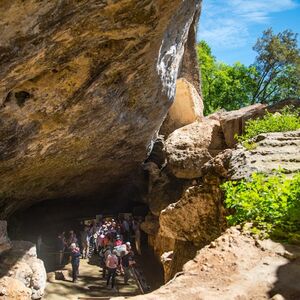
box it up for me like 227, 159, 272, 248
106, 249, 119, 291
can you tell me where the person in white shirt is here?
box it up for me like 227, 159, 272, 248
106, 249, 119, 290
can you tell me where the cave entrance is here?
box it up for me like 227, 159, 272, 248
8, 193, 164, 299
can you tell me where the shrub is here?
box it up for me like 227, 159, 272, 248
222, 172, 300, 240
237, 106, 300, 143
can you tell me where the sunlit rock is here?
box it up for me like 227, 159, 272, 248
161, 78, 204, 135
165, 119, 227, 179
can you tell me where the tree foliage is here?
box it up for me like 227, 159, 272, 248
251, 28, 300, 104
197, 41, 256, 115
198, 29, 300, 115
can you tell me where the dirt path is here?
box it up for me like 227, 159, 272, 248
44, 256, 140, 300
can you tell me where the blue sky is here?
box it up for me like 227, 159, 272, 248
197, 0, 300, 65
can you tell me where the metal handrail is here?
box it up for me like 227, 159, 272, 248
132, 266, 145, 294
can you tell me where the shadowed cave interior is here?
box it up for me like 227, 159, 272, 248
6, 170, 165, 294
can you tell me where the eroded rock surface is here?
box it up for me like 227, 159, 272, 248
0, 0, 202, 217
124, 227, 300, 300
159, 181, 225, 247
0, 276, 32, 300
219, 99, 300, 148
199, 129, 300, 181
141, 99, 300, 288
165, 119, 226, 179
0, 238, 46, 299
161, 78, 204, 135
229, 130, 300, 180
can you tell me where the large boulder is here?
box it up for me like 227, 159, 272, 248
218, 99, 300, 148
159, 182, 225, 247
0, 240, 47, 299
161, 78, 204, 135
0, 0, 202, 218
165, 119, 227, 179
198, 130, 300, 180
219, 103, 266, 148
0, 276, 32, 300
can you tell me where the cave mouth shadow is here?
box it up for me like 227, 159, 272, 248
8, 196, 149, 270
268, 243, 300, 300
5, 175, 163, 295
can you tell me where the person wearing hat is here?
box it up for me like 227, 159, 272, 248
70, 243, 81, 283
114, 235, 123, 247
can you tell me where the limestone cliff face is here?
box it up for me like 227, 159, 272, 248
0, 0, 202, 217
142, 99, 300, 283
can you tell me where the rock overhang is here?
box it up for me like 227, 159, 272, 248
0, 0, 202, 218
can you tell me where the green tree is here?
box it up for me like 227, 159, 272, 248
197, 29, 300, 114
250, 28, 300, 104
196, 41, 216, 114
197, 41, 257, 115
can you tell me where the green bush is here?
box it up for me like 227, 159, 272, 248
237, 106, 300, 143
222, 172, 300, 240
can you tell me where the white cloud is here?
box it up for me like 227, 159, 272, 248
198, 0, 298, 49
230, 0, 297, 14
200, 18, 248, 48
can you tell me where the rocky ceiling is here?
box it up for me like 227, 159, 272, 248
0, 0, 202, 218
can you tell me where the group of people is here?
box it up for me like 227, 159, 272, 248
55, 216, 142, 288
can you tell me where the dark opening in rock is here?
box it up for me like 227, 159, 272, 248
14, 91, 31, 107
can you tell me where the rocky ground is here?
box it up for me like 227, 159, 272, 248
121, 226, 300, 300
